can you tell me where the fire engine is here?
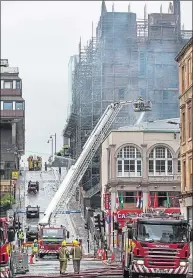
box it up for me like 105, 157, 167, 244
121, 213, 193, 278
0, 217, 15, 277
38, 226, 70, 258
28, 156, 42, 171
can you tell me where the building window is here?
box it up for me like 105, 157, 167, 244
15, 102, 24, 110
178, 152, 181, 173
148, 146, 173, 176
117, 145, 142, 177
188, 104, 192, 139
16, 81, 21, 89
187, 58, 192, 87
181, 65, 185, 92
181, 110, 186, 142
4, 81, 12, 89
150, 191, 180, 208
3, 102, 13, 110
182, 160, 186, 191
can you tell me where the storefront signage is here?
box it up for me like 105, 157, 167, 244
104, 194, 111, 210
117, 209, 142, 220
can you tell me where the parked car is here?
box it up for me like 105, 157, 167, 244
26, 224, 39, 241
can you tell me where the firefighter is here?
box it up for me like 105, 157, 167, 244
58, 240, 70, 274
32, 239, 39, 261
18, 229, 24, 248
70, 240, 82, 274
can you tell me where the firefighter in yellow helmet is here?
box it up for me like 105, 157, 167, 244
70, 240, 82, 274
58, 240, 70, 274
32, 239, 39, 261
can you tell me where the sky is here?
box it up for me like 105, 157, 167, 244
1, 1, 192, 160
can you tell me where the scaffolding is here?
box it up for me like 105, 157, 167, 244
63, 0, 192, 194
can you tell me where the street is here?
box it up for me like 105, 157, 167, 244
14, 167, 192, 278
15, 167, 100, 277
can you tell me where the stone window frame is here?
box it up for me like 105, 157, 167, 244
148, 145, 174, 176
116, 144, 142, 178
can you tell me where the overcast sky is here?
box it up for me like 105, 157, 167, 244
1, 1, 192, 160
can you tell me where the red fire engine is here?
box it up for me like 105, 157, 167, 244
0, 217, 15, 277
121, 213, 193, 278
38, 225, 70, 258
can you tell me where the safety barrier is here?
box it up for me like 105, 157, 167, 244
96, 249, 106, 260
10, 250, 29, 275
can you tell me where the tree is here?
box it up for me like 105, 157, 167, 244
0, 194, 15, 206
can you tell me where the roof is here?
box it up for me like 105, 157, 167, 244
175, 36, 193, 62
115, 118, 180, 133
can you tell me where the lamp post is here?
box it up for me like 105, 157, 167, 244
50, 133, 57, 155
47, 138, 53, 159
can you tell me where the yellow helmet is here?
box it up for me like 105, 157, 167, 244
62, 240, 67, 246
74, 240, 79, 246
34, 239, 37, 243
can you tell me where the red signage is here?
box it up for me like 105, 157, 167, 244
104, 194, 111, 210
117, 209, 142, 221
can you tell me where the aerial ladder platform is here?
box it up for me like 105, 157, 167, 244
39, 98, 152, 226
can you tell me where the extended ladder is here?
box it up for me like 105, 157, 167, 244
39, 99, 152, 225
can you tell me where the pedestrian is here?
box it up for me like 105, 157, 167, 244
18, 229, 24, 248
59, 240, 70, 274
70, 240, 82, 274
31, 239, 39, 261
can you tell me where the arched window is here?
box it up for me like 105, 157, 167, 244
178, 152, 181, 173
117, 146, 142, 177
148, 146, 173, 176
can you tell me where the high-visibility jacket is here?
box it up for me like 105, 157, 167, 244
59, 247, 69, 261
128, 239, 135, 252
32, 243, 39, 253
18, 232, 24, 240
70, 246, 82, 260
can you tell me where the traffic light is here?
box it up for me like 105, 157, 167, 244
114, 221, 119, 230
94, 214, 101, 230
84, 223, 89, 230
100, 217, 105, 228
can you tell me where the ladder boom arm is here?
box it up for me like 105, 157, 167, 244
39, 100, 138, 225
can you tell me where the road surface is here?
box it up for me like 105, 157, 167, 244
15, 168, 192, 278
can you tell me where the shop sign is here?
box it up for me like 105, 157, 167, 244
104, 194, 111, 210
117, 209, 142, 220
11, 171, 18, 180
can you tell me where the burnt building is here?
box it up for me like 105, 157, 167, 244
0, 59, 25, 179
63, 1, 192, 210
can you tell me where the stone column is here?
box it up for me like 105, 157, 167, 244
12, 123, 16, 145
141, 144, 147, 179
109, 144, 116, 180
143, 190, 148, 212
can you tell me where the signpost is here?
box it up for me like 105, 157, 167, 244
11, 171, 19, 180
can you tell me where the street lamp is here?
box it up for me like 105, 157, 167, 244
47, 138, 53, 159
50, 133, 57, 155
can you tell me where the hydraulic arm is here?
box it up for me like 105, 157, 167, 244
39, 99, 151, 226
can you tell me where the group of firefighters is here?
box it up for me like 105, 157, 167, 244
29, 238, 82, 274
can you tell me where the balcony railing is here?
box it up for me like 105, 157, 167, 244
0, 89, 21, 96
1, 110, 24, 118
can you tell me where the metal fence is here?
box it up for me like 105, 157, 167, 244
10, 250, 29, 276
